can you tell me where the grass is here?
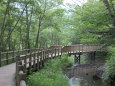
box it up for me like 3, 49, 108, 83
27, 54, 74, 86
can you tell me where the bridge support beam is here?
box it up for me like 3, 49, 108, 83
88, 51, 96, 64
74, 53, 81, 64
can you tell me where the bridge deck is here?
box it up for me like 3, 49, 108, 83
0, 45, 107, 86
0, 63, 16, 86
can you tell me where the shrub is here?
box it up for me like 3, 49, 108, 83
27, 54, 73, 86
60, 54, 74, 68
102, 46, 115, 85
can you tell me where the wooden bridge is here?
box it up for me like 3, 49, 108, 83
0, 44, 107, 86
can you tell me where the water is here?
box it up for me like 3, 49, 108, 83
65, 54, 107, 86
69, 77, 103, 86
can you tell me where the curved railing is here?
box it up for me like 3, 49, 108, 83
0, 44, 107, 86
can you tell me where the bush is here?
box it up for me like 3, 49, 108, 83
27, 54, 73, 86
102, 46, 115, 85
60, 54, 74, 68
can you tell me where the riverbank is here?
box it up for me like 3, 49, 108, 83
64, 55, 107, 86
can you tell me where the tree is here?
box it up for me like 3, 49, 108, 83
71, 0, 114, 46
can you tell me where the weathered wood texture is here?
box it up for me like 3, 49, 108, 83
15, 44, 107, 86
0, 48, 43, 67
0, 44, 107, 86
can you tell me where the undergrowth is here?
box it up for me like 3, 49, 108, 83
102, 46, 115, 86
27, 54, 74, 86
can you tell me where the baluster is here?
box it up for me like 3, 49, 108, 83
37, 51, 40, 70
47, 49, 49, 59
24, 55, 27, 73
82, 45, 83, 52
67, 46, 69, 54
0, 52, 1, 66
58, 48, 60, 56
78, 45, 80, 52
29, 51, 32, 70
33, 52, 36, 71
74, 45, 75, 53
6, 52, 9, 64
55, 48, 56, 57
50, 49, 53, 58
45, 49, 47, 60
12, 50, 15, 62
46, 49, 49, 60
61, 48, 62, 56
44, 50, 46, 60
42, 50, 44, 62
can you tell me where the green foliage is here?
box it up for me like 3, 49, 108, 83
102, 58, 115, 85
60, 54, 74, 68
102, 46, 115, 85
0, 0, 65, 51
27, 54, 73, 86
71, 0, 114, 45
108, 46, 115, 57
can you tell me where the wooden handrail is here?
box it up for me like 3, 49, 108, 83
15, 44, 108, 86
16, 48, 61, 86
0, 45, 107, 67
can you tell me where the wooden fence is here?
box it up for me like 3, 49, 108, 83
15, 44, 107, 86
0, 44, 107, 86
61, 44, 107, 54
0, 48, 43, 67
16, 47, 62, 86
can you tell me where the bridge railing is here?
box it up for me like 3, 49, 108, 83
0, 44, 108, 86
16, 47, 61, 86
61, 44, 104, 54
0, 45, 107, 67
0, 48, 44, 67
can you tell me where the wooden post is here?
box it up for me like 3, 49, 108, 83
12, 50, 15, 62
6, 52, 9, 64
51, 50, 53, 58
37, 51, 40, 70
67, 47, 69, 54
94, 51, 96, 62
41, 50, 44, 67
44, 50, 46, 60
45, 49, 47, 60
73, 46, 75, 53
0, 52, 1, 67
78, 53, 81, 64
74, 54, 77, 63
39, 51, 42, 69
61, 48, 62, 56
47, 49, 50, 59
23, 55, 27, 73
79, 45, 80, 53
92, 51, 96, 63
33, 53, 36, 71
82, 45, 83, 52
29, 51, 32, 70
22, 49, 24, 55
58, 48, 60, 56
74, 54, 80, 64
55, 48, 56, 57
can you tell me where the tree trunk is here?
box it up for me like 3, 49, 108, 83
35, 0, 47, 48
35, 16, 42, 48
103, 0, 115, 26
0, 0, 11, 51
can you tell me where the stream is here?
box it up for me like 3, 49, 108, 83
65, 54, 107, 86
